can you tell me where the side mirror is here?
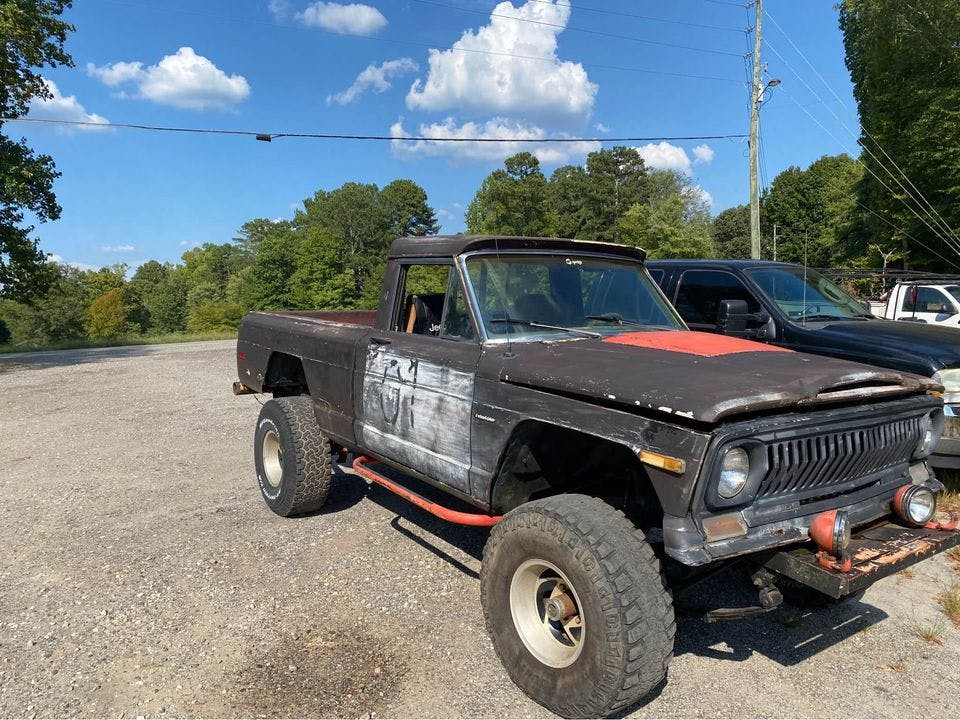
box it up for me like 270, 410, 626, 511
717, 299, 750, 335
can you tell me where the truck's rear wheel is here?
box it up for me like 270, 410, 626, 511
480, 494, 674, 718
254, 396, 332, 516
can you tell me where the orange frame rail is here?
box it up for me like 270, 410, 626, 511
352, 456, 502, 527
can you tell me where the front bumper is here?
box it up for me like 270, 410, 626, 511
764, 521, 960, 598
930, 412, 960, 469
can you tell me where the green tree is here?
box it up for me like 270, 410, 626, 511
149, 271, 188, 333
713, 205, 751, 259
466, 152, 554, 236
243, 221, 297, 310
580, 147, 650, 243
295, 183, 393, 304
381, 179, 440, 237
548, 164, 591, 238
85, 289, 128, 339
0, 317, 9, 345
839, 0, 960, 269
187, 301, 243, 333
1, 1, 74, 299
762, 154, 864, 266
618, 174, 714, 259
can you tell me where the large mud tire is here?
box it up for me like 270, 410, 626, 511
253, 396, 332, 516
480, 494, 674, 718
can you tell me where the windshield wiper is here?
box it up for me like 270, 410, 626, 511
490, 317, 602, 339
799, 314, 866, 322
584, 313, 647, 327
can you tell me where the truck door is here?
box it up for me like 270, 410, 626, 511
672, 269, 765, 333
357, 262, 480, 494
899, 285, 958, 324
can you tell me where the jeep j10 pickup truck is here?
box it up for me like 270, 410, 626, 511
235, 236, 960, 719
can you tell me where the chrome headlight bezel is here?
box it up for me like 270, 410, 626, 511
706, 441, 768, 509
914, 409, 946, 459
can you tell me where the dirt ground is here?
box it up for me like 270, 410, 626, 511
2, 339, 959, 719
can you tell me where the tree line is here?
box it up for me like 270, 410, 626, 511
0, 145, 897, 348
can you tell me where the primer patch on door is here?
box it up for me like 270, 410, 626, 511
359, 347, 474, 492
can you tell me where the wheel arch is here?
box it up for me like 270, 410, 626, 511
263, 351, 309, 396
487, 420, 664, 528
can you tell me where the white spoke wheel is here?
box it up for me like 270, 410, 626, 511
253, 396, 332, 516
481, 494, 675, 719
510, 560, 584, 668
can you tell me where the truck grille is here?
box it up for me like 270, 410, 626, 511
757, 416, 923, 501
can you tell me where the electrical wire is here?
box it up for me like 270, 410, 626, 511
514, 0, 745, 32
776, 84, 960, 260
851, 196, 960, 271
409, 0, 745, 57
1, 117, 749, 143
94, 0, 744, 84
763, 10, 960, 247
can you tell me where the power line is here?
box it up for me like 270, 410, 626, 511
764, 39, 960, 251
763, 10, 960, 248
776, 84, 960, 259
94, 0, 743, 84
409, 0, 745, 57
851, 196, 960, 271
477, 0, 746, 33
1, 117, 749, 143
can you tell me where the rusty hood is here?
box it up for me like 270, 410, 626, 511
494, 330, 937, 424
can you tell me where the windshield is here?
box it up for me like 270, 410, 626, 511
463, 253, 684, 341
746, 266, 872, 321
946, 286, 960, 305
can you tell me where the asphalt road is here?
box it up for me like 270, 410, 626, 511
1, 339, 959, 718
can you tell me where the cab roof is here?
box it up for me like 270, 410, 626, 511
388, 235, 647, 262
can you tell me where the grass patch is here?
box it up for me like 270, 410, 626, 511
948, 546, 960, 565
939, 469, 960, 514
912, 619, 946, 646
940, 583, 960, 628
0, 331, 236, 355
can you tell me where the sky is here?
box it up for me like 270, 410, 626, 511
14, 0, 863, 272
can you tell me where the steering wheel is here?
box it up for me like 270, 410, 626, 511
796, 304, 823, 319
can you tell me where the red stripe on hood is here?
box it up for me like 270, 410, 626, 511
603, 330, 792, 357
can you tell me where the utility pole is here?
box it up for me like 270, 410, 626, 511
749, 0, 763, 260
773, 223, 778, 261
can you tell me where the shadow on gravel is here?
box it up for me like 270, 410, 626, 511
0, 344, 161, 369
674, 570, 887, 666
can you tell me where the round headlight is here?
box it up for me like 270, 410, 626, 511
893, 485, 937, 526
718, 447, 750, 499
914, 410, 944, 459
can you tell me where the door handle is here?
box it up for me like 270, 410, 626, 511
370, 337, 392, 346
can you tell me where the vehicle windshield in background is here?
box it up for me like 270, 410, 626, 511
464, 253, 684, 340
945, 285, 960, 305
747, 266, 872, 321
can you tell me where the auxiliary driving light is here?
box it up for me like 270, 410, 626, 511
809, 509, 851, 558
892, 484, 938, 527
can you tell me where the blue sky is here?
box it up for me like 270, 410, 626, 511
15, 0, 862, 271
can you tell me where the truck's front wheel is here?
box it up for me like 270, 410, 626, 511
480, 494, 674, 718
254, 396, 332, 516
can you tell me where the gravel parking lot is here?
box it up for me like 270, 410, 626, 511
2, 339, 960, 719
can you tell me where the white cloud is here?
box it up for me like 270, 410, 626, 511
594, 122, 610, 133
27, 79, 110, 130
88, 47, 251, 111
692, 144, 715, 164
296, 2, 387, 34
47, 253, 98, 272
327, 58, 418, 105
406, 0, 596, 122
101, 244, 136, 253
635, 142, 692, 174
437, 208, 455, 219
390, 117, 600, 164
268, 0, 291, 20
